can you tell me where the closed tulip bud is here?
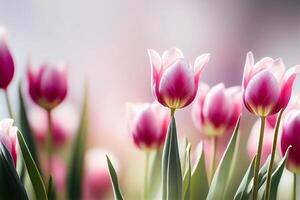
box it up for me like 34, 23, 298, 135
148, 48, 210, 109
83, 149, 119, 200
280, 110, 300, 173
126, 101, 169, 150
0, 118, 17, 166
192, 83, 242, 137
0, 27, 14, 89
27, 62, 68, 110
243, 52, 300, 117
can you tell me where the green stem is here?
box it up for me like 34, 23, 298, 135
293, 173, 297, 200
171, 108, 176, 117
4, 90, 13, 118
264, 110, 283, 200
210, 136, 217, 183
144, 151, 149, 200
253, 117, 266, 200
46, 110, 52, 183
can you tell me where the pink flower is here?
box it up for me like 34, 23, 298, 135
27, 62, 68, 110
148, 48, 210, 109
243, 52, 300, 117
0, 27, 14, 89
83, 149, 119, 200
192, 83, 242, 137
28, 103, 77, 147
126, 101, 169, 150
280, 109, 300, 173
0, 118, 17, 166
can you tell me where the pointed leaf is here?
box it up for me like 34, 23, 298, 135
181, 137, 189, 173
147, 149, 162, 200
106, 156, 124, 200
206, 116, 241, 200
47, 176, 56, 200
182, 143, 192, 200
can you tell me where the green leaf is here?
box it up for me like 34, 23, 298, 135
190, 142, 209, 200
0, 143, 28, 200
182, 142, 192, 200
17, 131, 47, 200
67, 86, 88, 200
234, 156, 256, 200
181, 137, 189, 173
206, 116, 241, 200
47, 176, 56, 200
162, 116, 182, 200
147, 149, 163, 200
106, 155, 124, 200
258, 156, 271, 189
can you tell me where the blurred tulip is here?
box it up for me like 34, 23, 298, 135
126, 101, 169, 150
243, 52, 300, 117
280, 109, 300, 173
27, 62, 68, 110
83, 149, 119, 200
192, 83, 242, 137
28, 103, 77, 147
0, 118, 17, 166
148, 48, 210, 109
0, 27, 14, 89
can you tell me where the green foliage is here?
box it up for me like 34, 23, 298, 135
106, 156, 124, 200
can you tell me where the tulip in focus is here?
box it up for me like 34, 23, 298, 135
148, 48, 210, 110
27, 62, 68, 110
192, 83, 242, 137
126, 101, 169, 150
0, 118, 17, 166
0, 27, 14, 89
83, 149, 119, 200
243, 52, 300, 117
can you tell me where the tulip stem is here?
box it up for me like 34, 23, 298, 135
293, 173, 297, 200
4, 90, 13, 118
253, 116, 266, 200
46, 110, 53, 183
210, 136, 217, 182
144, 151, 149, 200
264, 110, 283, 200
170, 108, 176, 117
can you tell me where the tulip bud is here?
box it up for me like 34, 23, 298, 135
192, 83, 242, 137
27, 62, 68, 110
0, 27, 14, 89
280, 109, 300, 173
126, 101, 169, 150
148, 48, 210, 109
28, 104, 77, 147
242, 52, 300, 117
83, 149, 119, 200
0, 118, 17, 166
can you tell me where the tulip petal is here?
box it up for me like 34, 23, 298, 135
271, 58, 285, 82
242, 52, 254, 89
161, 48, 184, 69
194, 53, 211, 77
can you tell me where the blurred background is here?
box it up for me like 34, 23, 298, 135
1, 0, 300, 199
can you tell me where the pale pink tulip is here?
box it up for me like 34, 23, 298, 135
0, 118, 17, 166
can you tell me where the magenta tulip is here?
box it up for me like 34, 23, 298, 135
148, 48, 210, 109
0, 119, 17, 166
192, 83, 242, 137
243, 52, 300, 117
280, 109, 300, 173
126, 101, 169, 150
27, 62, 68, 110
0, 27, 14, 89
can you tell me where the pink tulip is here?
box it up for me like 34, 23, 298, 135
126, 101, 169, 150
28, 104, 77, 147
148, 48, 210, 109
280, 109, 300, 173
192, 83, 242, 137
0, 27, 14, 89
27, 62, 68, 110
243, 52, 300, 117
83, 149, 119, 200
0, 119, 17, 166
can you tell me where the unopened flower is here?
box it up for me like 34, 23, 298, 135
192, 83, 242, 137
280, 109, 300, 173
0, 27, 14, 89
148, 48, 210, 109
27, 62, 68, 110
126, 102, 169, 150
0, 118, 17, 166
243, 52, 300, 117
